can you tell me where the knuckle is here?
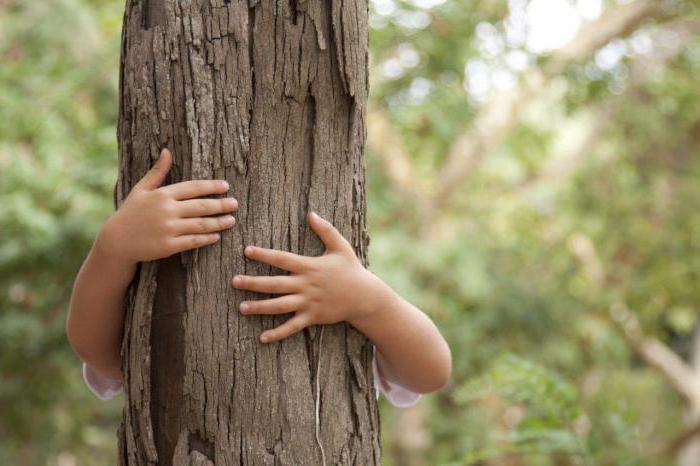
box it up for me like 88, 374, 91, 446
154, 189, 171, 202
272, 279, 285, 293
308, 294, 321, 308
197, 219, 208, 233
297, 294, 310, 309
206, 180, 219, 192
163, 201, 177, 216
302, 307, 315, 322
162, 219, 177, 234
304, 261, 319, 274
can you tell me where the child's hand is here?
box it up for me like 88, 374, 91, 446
232, 211, 387, 343
97, 148, 238, 265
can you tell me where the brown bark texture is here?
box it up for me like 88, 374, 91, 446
113, 0, 379, 464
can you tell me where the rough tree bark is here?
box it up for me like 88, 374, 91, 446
113, 1, 379, 464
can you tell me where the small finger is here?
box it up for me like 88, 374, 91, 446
239, 294, 304, 316
177, 197, 238, 217
168, 233, 220, 254
244, 245, 311, 273
260, 313, 310, 343
307, 211, 353, 253
135, 148, 173, 191
232, 274, 302, 294
173, 215, 236, 235
160, 179, 230, 200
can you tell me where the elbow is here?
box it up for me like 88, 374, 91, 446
433, 352, 452, 392
435, 342, 453, 391
419, 346, 453, 394
65, 303, 84, 357
66, 318, 123, 380
73, 345, 124, 382
415, 370, 450, 394
66, 317, 92, 364
65, 314, 83, 359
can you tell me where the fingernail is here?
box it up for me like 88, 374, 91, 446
310, 211, 319, 220
260, 333, 269, 343
221, 180, 229, 190
232, 276, 242, 286
244, 246, 253, 255
240, 302, 249, 312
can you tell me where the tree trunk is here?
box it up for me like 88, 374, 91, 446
678, 325, 700, 466
114, 1, 378, 464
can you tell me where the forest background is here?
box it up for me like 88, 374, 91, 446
2, 0, 700, 465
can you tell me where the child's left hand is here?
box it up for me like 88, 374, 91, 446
231, 211, 386, 343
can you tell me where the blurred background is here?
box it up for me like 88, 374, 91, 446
2, 0, 700, 464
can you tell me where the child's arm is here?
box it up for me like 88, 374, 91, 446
66, 149, 238, 381
232, 212, 452, 394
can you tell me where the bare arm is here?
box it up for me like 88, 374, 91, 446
68, 150, 450, 395
348, 279, 452, 393
232, 212, 452, 394
66, 234, 136, 380
66, 149, 238, 381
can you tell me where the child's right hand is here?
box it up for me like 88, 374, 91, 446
96, 148, 238, 265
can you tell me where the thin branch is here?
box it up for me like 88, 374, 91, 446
609, 302, 700, 404
658, 418, 700, 456
431, 0, 664, 211
513, 19, 700, 195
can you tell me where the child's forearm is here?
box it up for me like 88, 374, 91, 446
348, 275, 452, 394
66, 149, 239, 382
66, 221, 135, 380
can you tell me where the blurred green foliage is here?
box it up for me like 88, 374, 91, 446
2, 0, 700, 464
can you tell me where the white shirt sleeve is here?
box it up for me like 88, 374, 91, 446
83, 347, 422, 408
82, 361, 123, 400
371, 345, 422, 408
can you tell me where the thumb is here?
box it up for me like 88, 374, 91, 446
135, 148, 172, 191
308, 211, 353, 253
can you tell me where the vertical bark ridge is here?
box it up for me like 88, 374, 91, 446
117, 0, 377, 464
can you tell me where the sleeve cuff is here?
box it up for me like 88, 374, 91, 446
372, 345, 422, 408
82, 361, 124, 400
